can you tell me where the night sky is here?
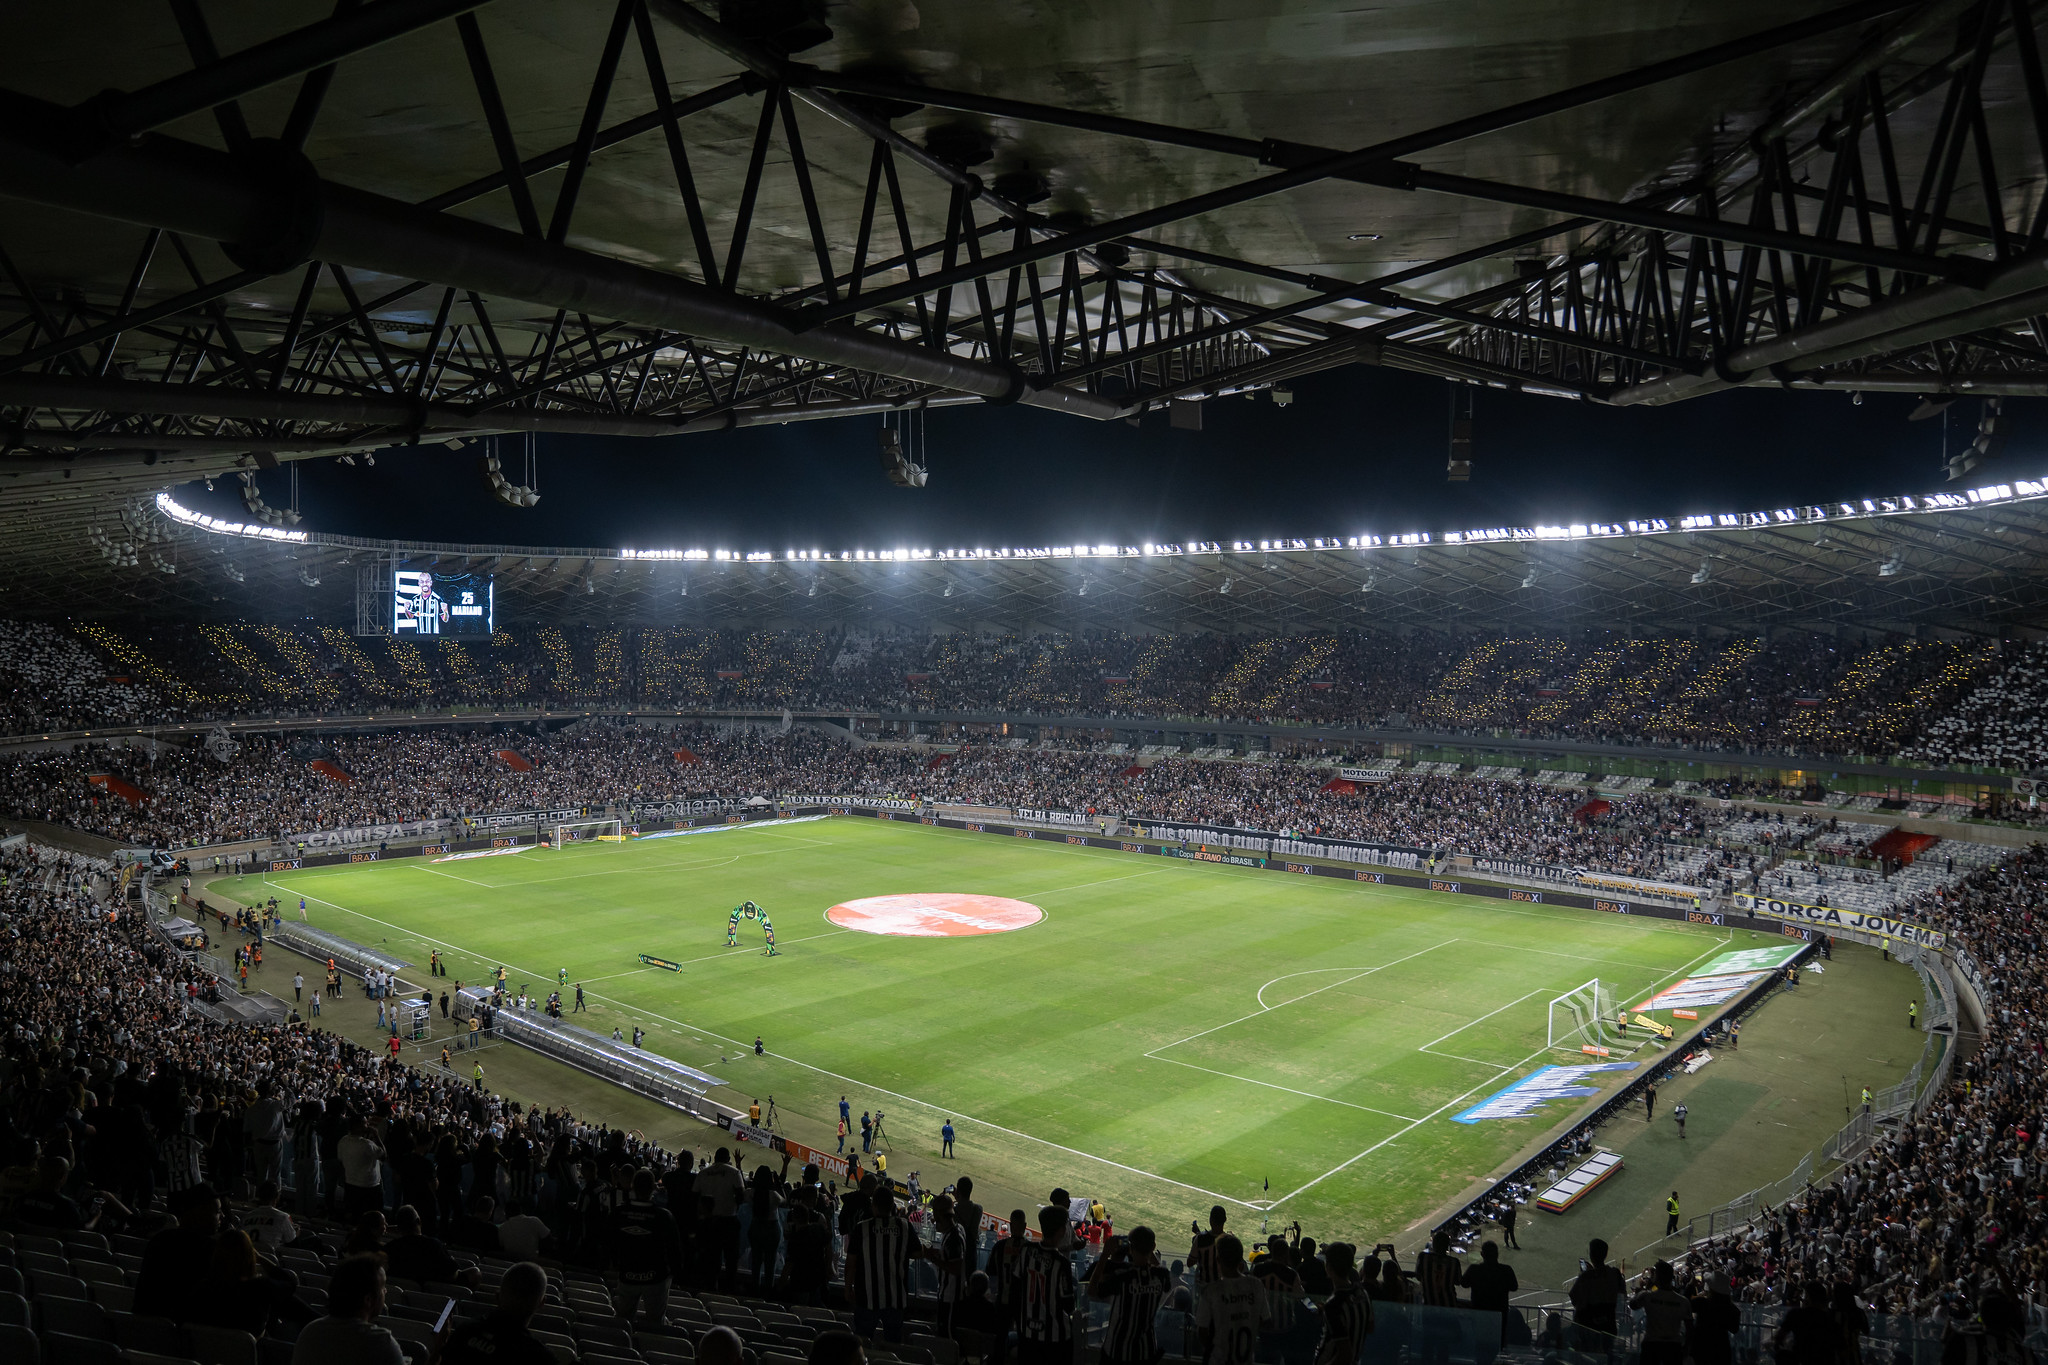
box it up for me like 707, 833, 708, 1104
171, 366, 2048, 553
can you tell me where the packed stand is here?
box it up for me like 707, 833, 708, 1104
5, 622, 2033, 765
1680, 842, 2048, 1327
0, 724, 1771, 897
0, 621, 171, 734
0, 726, 696, 848
1900, 641, 2048, 771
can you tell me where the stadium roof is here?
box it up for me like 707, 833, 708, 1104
10, 479, 2045, 634
3, 0, 2048, 543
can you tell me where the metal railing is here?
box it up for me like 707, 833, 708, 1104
1823, 1108, 1877, 1162
1680, 1149, 1813, 1246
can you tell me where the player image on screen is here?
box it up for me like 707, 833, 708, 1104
394, 565, 493, 636
395, 570, 448, 635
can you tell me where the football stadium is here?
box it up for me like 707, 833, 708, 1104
2, 4, 2047, 1365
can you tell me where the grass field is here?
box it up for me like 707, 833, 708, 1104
211, 815, 1750, 1241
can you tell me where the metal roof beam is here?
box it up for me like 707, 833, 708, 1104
796, 0, 1920, 326
63, 0, 496, 154
0, 92, 1126, 423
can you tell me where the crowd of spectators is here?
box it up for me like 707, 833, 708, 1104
1679, 842, 2048, 1328
0, 620, 169, 735
0, 837, 1518, 1365
0, 726, 698, 848
2, 621, 2031, 764
0, 722, 1884, 903
1901, 641, 2048, 771
0, 769, 2040, 1355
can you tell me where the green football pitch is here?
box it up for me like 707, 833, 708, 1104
211, 816, 1740, 1241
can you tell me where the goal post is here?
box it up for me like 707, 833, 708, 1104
546, 819, 624, 849
1547, 978, 1619, 1052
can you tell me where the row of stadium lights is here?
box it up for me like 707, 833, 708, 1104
157, 482, 2046, 563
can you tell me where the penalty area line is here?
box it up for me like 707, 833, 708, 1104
1416, 988, 1548, 1055
1267, 932, 1739, 1208
1151, 940, 1459, 1057
1147, 1054, 1422, 1123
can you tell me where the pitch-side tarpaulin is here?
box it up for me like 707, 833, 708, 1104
1869, 827, 1939, 865
87, 774, 148, 806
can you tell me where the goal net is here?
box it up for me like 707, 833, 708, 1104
547, 819, 625, 849
1547, 978, 1620, 1052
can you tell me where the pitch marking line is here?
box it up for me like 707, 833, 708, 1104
579, 929, 856, 980
1417, 994, 1540, 1055
262, 880, 1262, 1210
263, 857, 1735, 1210
1133, 943, 1456, 1122
1151, 941, 1459, 1056
406, 864, 494, 889
1263, 932, 1735, 1209
1146, 1056, 1422, 1123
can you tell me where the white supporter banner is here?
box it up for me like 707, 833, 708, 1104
295, 817, 456, 850
1732, 893, 1947, 949
1012, 807, 1101, 828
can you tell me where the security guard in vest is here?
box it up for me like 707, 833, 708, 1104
1862, 1086, 1873, 1112
1908, 1000, 1918, 1029
1666, 1192, 1681, 1235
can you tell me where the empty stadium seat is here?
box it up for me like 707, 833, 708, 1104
185, 1324, 258, 1365
0, 1290, 26, 1325
0, 1320, 38, 1365
31, 1272, 91, 1302
39, 1297, 114, 1341
41, 1329, 123, 1365
91, 1286, 134, 1316
114, 1316, 189, 1358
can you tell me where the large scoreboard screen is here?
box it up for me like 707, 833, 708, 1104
393, 564, 493, 636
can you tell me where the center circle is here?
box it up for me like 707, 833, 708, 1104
827, 893, 1045, 937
